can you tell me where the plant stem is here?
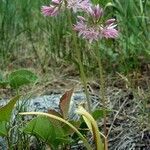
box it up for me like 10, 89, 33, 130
95, 42, 108, 150
64, 6, 91, 113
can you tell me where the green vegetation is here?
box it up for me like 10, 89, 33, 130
0, 0, 149, 73
0, 0, 150, 149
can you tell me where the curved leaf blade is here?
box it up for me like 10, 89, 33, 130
0, 95, 20, 122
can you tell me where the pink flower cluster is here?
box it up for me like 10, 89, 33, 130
74, 18, 101, 43
41, 0, 90, 16
74, 4, 118, 42
74, 15, 118, 42
41, 0, 119, 43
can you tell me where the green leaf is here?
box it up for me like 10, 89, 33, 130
62, 120, 81, 135
23, 116, 68, 148
20, 112, 92, 150
23, 116, 55, 143
0, 95, 20, 122
0, 121, 7, 136
8, 69, 38, 89
92, 109, 111, 120
59, 89, 74, 119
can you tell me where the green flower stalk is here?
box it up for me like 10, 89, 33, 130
76, 105, 104, 150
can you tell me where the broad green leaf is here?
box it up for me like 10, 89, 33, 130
0, 121, 7, 136
23, 116, 68, 148
23, 116, 56, 143
62, 120, 81, 135
20, 112, 92, 150
59, 89, 74, 119
0, 95, 20, 122
8, 69, 38, 89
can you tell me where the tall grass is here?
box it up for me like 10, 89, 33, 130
0, 0, 149, 74
0, 0, 70, 70
112, 0, 150, 72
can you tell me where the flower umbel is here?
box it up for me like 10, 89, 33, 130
74, 16, 101, 43
41, 1, 119, 42
73, 4, 119, 43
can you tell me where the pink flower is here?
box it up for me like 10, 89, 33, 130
67, 0, 91, 12
74, 20, 87, 33
74, 18, 100, 43
41, 5, 59, 16
82, 27, 100, 43
101, 24, 119, 39
88, 4, 103, 20
74, 15, 119, 42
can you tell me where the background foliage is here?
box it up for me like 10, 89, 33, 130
0, 0, 149, 74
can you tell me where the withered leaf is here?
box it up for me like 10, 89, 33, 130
59, 88, 74, 119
